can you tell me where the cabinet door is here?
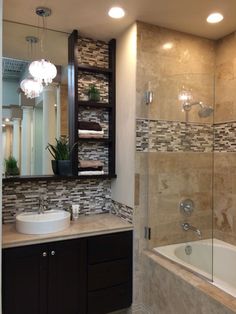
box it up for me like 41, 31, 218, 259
47, 238, 87, 314
2, 244, 48, 314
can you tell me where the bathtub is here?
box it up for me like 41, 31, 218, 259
154, 238, 236, 297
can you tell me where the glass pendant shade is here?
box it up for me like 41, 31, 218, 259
20, 78, 43, 99
29, 59, 57, 85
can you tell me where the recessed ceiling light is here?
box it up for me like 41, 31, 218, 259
162, 42, 173, 50
207, 12, 224, 24
108, 7, 125, 19
2, 124, 6, 127
5, 118, 10, 122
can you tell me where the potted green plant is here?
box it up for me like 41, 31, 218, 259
5, 156, 20, 176
46, 137, 76, 176
87, 84, 100, 102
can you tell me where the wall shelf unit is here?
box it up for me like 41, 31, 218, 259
68, 30, 116, 178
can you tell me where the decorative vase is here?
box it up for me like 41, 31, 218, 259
51, 160, 58, 175
58, 160, 73, 176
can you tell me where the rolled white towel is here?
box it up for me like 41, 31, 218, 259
78, 170, 104, 176
78, 130, 104, 135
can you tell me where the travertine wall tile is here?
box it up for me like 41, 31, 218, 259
136, 22, 215, 123
214, 152, 236, 245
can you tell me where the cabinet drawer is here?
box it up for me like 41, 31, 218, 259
88, 258, 131, 291
87, 283, 132, 314
88, 231, 132, 264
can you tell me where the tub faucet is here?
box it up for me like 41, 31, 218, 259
38, 196, 47, 214
181, 222, 202, 238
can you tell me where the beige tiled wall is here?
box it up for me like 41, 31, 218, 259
214, 32, 236, 245
136, 22, 215, 124
135, 21, 215, 249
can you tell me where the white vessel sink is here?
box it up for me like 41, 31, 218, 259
16, 210, 71, 235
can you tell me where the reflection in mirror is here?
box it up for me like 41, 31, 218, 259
2, 21, 69, 176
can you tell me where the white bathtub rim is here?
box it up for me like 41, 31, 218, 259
153, 238, 236, 298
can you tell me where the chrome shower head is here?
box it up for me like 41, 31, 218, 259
182, 101, 213, 118
198, 105, 214, 118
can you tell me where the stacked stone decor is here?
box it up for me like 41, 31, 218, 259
77, 37, 110, 174
77, 37, 109, 68
77, 36, 109, 103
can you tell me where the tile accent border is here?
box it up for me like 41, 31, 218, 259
136, 118, 213, 153
111, 200, 133, 224
2, 179, 111, 224
214, 122, 236, 152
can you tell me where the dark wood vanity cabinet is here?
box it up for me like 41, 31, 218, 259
87, 232, 133, 314
2, 231, 133, 314
2, 238, 86, 314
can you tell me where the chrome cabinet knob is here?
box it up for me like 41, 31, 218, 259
51, 250, 56, 256
42, 252, 47, 257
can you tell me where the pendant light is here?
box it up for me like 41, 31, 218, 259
29, 7, 57, 85
20, 78, 43, 99
20, 36, 43, 99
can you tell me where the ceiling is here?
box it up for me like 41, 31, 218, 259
2, 58, 28, 80
3, 0, 236, 40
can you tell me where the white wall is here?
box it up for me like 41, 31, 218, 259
111, 23, 137, 208
3, 79, 19, 105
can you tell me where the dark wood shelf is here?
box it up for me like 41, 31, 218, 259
69, 30, 116, 178
3, 174, 117, 182
78, 100, 112, 109
78, 64, 112, 74
78, 138, 111, 143
78, 174, 117, 179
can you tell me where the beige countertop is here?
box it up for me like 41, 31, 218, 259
2, 213, 133, 248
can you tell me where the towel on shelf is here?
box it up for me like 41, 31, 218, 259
78, 166, 103, 172
79, 134, 104, 139
79, 121, 102, 131
78, 170, 104, 176
79, 160, 104, 169
78, 130, 104, 135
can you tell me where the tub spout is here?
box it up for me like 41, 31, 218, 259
181, 222, 202, 238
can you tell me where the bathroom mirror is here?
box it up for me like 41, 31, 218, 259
2, 21, 69, 177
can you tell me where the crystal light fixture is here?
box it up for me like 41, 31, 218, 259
20, 79, 43, 99
29, 7, 57, 85
29, 59, 57, 85
20, 36, 43, 99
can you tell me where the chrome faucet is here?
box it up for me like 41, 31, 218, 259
181, 222, 202, 238
38, 196, 47, 214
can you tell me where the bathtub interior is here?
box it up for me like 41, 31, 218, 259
154, 239, 236, 297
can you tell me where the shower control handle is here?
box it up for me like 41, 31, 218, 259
179, 199, 194, 216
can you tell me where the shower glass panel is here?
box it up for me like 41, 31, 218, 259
146, 73, 214, 281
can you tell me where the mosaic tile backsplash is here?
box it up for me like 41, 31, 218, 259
78, 143, 109, 173
78, 108, 109, 137
2, 179, 112, 224
77, 37, 109, 68
136, 118, 213, 152
111, 200, 133, 224
78, 72, 109, 103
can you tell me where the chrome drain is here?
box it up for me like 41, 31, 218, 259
185, 245, 192, 255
